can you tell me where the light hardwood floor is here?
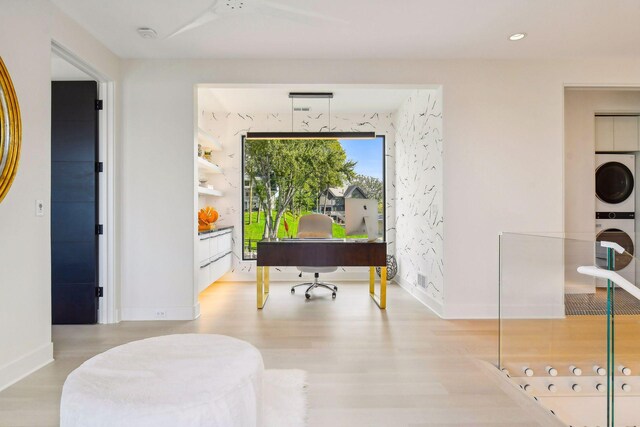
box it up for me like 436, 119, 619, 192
501, 315, 640, 378
0, 282, 550, 426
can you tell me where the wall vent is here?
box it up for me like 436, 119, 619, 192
417, 273, 427, 289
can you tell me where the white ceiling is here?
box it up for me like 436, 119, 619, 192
51, 55, 94, 81
52, 0, 640, 60
198, 87, 417, 113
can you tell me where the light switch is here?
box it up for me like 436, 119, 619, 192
35, 200, 44, 216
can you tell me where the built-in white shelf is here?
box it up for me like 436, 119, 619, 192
198, 187, 223, 197
198, 128, 222, 151
197, 157, 223, 174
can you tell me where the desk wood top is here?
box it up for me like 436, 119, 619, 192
257, 240, 386, 267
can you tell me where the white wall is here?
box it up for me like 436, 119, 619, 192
119, 68, 197, 320
120, 58, 640, 320
197, 104, 396, 282
0, 0, 120, 390
394, 89, 444, 314
0, 0, 54, 391
50, 5, 120, 82
499, 232, 567, 319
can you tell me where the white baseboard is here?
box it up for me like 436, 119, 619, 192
395, 277, 564, 319
120, 304, 200, 321
395, 275, 444, 318
442, 303, 500, 319
443, 303, 565, 319
0, 342, 53, 392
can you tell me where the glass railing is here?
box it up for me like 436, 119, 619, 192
602, 241, 640, 427
499, 232, 640, 427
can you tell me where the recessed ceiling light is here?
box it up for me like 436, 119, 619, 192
137, 27, 158, 39
509, 33, 527, 41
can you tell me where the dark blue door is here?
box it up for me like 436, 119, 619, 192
51, 81, 99, 324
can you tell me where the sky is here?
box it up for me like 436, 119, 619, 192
339, 137, 384, 180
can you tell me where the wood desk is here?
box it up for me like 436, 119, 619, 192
256, 239, 387, 309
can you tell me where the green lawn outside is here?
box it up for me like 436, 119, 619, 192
243, 211, 348, 243
243, 211, 373, 256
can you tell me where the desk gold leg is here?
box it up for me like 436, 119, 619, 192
380, 267, 387, 309
257, 267, 263, 308
257, 266, 269, 309
369, 266, 387, 310
369, 267, 375, 294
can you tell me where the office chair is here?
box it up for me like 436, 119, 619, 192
290, 213, 338, 299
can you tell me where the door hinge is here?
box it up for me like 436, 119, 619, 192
95, 99, 103, 110
96, 162, 104, 173
96, 287, 104, 298
96, 224, 104, 235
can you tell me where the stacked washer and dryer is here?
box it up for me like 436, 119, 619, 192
595, 154, 636, 283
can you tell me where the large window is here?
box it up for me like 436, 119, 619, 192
241, 136, 385, 259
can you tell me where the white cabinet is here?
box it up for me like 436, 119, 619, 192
216, 233, 232, 257
209, 237, 219, 261
198, 238, 210, 266
199, 263, 211, 291
595, 115, 639, 152
595, 116, 614, 151
614, 116, 639, 151
210, 253, 232, 285
198, 228, 233, 293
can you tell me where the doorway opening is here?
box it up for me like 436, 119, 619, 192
51, 42, 116, 324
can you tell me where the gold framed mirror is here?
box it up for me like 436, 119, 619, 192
0, 57, 21, 204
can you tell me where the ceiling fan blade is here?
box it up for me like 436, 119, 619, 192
167, 10, 220, 38
260, 0, 348, 24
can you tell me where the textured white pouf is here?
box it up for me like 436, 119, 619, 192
60, 334, 264, 427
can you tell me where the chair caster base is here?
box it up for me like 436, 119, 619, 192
305, 293, 311, 299
291, 288, 295, 294
332, 292, 337, 299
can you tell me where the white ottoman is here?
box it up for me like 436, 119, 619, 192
61, 334, 264, 427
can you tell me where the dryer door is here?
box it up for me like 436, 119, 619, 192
596, 228, 634, 271
596, 161, 635, 204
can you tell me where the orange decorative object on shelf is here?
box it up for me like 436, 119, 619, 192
198, 206, 219, 231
